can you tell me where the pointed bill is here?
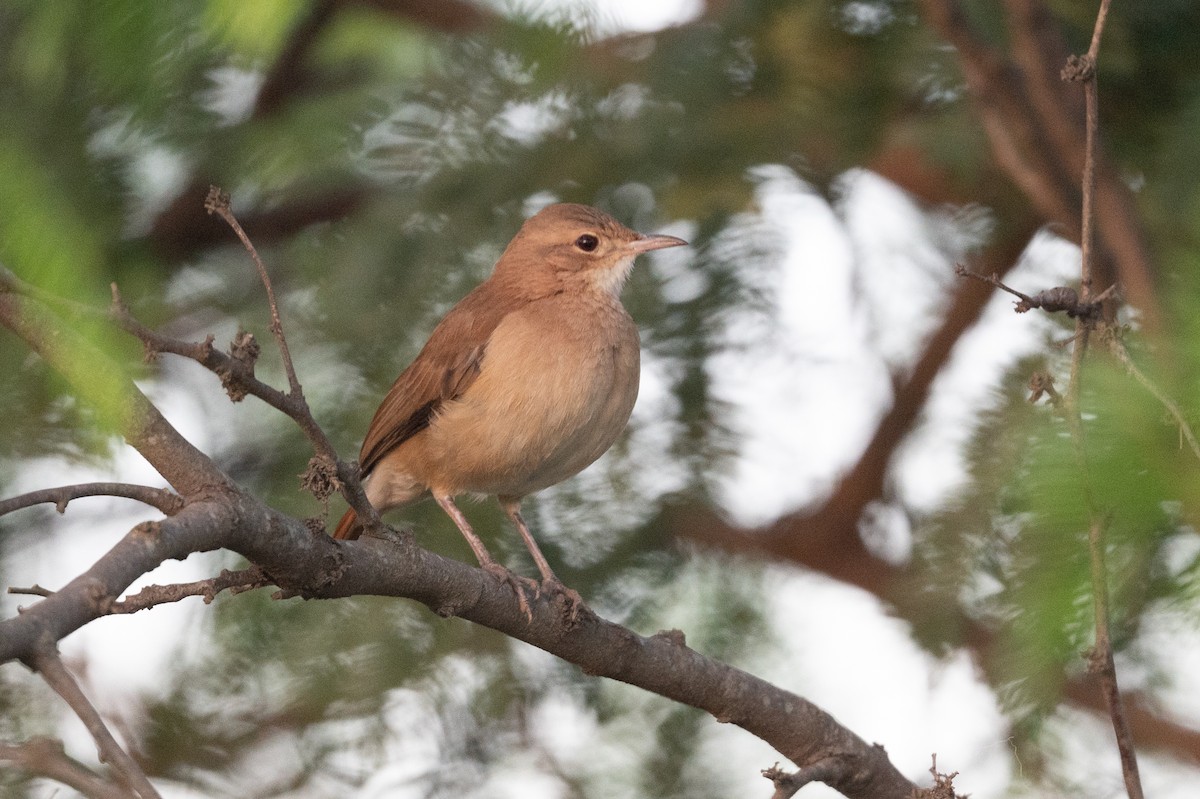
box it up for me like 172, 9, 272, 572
626, 233, 688, 254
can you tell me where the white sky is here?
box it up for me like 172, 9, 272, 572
499, 0, 703, 33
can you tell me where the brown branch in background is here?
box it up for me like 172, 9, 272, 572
918, 0, 1159, 333
346, 0, 494, 32
27, 647, 162, 799
918, 0, 1080, 229
253, 0, 340, 117
0, 483, 184, 518
1001, 0, 1086, 179
108, 567, 269, 614
146, 182, 369, 263
143, 0, 496, 263
678, 222, 1036, 592
0, 737, 134, 799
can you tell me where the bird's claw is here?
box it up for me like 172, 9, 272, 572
480, 564, 586, 625
541, 577, 587, 626
482, 562, 538, 621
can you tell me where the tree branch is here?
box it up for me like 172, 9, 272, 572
108, 567, 269, 614
26, 646, 162, 799
0, 481, 924, 798
0, 483, 184, 518
0, 737, 135, 799
763, 757, 851, 799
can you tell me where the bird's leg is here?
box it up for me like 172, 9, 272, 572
434, 493, 534, 620
499, 497, 586, 623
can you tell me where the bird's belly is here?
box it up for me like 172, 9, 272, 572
415, 304, 639, 497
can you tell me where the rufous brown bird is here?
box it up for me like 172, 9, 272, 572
334, 203, 686, 617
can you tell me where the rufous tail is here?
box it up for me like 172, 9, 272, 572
333, 508, 362, 540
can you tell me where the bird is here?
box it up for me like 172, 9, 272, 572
334, 202, 686, 619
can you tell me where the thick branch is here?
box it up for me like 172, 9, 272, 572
0, 490, 921, 799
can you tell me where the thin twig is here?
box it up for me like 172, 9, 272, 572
108, 567, 269, 614
761, 757, 853, 799
0, 737, 135, 799
1104, 330, 1200, 462
103, 280, 382, 534
953, 263, 1112, 319
8, 584, 55, 598
204, 186, 303, 398
1082, 513, 1142, 798
0, 483, 184, 518
28, 646, 162, 799
195, 189, 382, 535
1086, 0, 1112, 60
1059, 2, 1144, 797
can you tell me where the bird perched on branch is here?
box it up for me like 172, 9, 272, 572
334, 203, 686, 618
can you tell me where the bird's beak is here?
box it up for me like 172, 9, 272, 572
626, 233, 688, 254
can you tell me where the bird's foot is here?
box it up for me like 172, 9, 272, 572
482, 562, 538, 621
541, 578, 587, 627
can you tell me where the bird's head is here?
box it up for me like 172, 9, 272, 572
494, 203, 686, 298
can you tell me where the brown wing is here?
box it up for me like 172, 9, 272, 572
357, 280, 523, 476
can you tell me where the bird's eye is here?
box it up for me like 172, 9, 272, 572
574, 234, 599, 252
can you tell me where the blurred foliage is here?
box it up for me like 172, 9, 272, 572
3, 0, 1200, 796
